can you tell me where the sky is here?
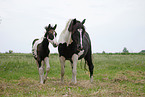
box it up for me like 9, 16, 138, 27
0, 0, 145, 53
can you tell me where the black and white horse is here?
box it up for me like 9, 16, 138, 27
58, 19, 94, 84
32, 24, 57, 84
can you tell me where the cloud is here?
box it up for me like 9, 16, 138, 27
0, 0, 145, 53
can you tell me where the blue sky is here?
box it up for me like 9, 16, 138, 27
0, 0, 145, 53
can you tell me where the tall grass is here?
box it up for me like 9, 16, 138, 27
0, 53, 145, 96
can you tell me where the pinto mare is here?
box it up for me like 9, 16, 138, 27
32, 24, 57, 84
58, 19, 94, 84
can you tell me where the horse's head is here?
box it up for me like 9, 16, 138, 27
45, 24, 58, 47
68, 18, 86, 51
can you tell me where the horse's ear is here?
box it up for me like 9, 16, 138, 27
68, 19, 76, 32
82, 19, 86, 24
53, 24, 57, 30
73, 18, 76, 25
48, 24, 51, 29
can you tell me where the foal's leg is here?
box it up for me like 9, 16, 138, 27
59, 56, 65, 83
38, 59, 44, 84
43, 57, 50, 83
71, 54, 78, 84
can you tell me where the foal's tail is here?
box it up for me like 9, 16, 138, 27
32, 39, 39, 60
32, 39, 39, 47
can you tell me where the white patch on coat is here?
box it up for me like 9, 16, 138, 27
44, 57, 50, 81
78, 50, 84, 57
58, 19, 73, 46
39, 66, 44, 84
32, 37, 44, 58
71, 54, 78, 84
59, 56, 66, 83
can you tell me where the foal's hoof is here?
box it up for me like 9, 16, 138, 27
43, 80, 46, 84
71, 80, 77, 84
40, 81, 44, 84
61, 81, 64, 84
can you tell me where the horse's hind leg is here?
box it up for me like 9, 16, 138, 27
85, 54, 94, 83
43, 57, 50, 83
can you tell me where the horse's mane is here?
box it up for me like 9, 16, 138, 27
58, 19, 73, 46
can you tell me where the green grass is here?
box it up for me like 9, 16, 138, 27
0, 53, 145, 96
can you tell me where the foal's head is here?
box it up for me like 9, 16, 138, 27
45, 24, 57, 47
68, 19, 86, 51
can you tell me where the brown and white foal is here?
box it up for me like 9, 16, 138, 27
32, 24, 57, 84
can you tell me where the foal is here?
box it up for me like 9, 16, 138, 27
32, 24, 57, 84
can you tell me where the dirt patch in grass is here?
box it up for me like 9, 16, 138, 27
0, 75, 145, 97
0, 71, 145, 96
113, 71, 145, 85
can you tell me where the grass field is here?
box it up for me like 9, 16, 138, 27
0, 53, 145, 96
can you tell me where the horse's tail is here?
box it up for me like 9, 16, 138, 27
80, 59, 88, 71
84, 60, 88, 71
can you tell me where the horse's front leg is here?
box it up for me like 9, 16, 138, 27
43, 57, 50, 83
71, 54, 78, 84
59, 56, 65, 83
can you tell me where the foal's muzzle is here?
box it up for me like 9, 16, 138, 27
53, 43, 58, 47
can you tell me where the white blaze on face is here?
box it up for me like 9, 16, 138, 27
52, 31, 57, 45
48, 31, 58, 47
77, 29, 83, 48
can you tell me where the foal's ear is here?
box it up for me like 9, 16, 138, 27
82, 19, 86, 24
45, 26, 47, 30
53, 24, 57, 30
48, 24, 51, 29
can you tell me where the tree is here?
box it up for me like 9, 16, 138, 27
122, 47, 129, 53
140, 50, 145, 53
102, 51, 105, 54
9, 50, 13, 54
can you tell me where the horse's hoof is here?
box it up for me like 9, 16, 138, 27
90, 76, 93, 83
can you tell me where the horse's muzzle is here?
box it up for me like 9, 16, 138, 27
77, 45, 83, 51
